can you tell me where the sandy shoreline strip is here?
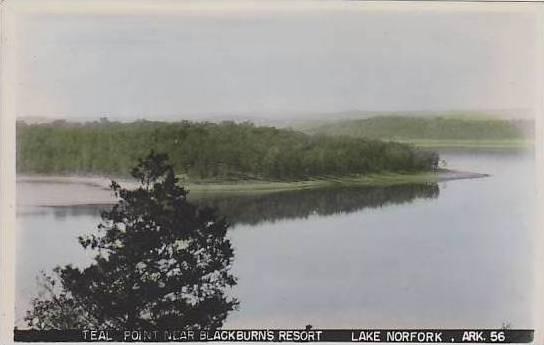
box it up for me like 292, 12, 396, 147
16, 170, 489, 208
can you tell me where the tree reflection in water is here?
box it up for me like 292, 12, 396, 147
192, 183, 440, 226
40, 182, 439, 226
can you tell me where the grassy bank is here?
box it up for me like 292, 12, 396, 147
17, 169, 487, 207
181, 170, 480, 196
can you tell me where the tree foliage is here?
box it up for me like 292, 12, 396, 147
25, 152, 238, 329
17, 120, 439, 179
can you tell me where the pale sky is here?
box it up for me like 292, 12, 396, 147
9, 0, 543, 121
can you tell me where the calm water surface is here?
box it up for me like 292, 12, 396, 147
16, 151, 536, 328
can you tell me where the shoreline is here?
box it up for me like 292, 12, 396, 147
397, 138, 533, 149
17, 170, 489, 208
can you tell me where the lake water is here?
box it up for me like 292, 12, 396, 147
15, 151, 536, 328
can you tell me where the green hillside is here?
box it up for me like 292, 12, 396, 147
17, 120, 439, 180
301, 116, 532, 147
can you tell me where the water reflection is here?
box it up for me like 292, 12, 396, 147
194, 183, 440, 225
20, 183, 440, 226
17, 205, 104, 219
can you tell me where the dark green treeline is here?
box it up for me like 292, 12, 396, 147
17, 120, 439, 180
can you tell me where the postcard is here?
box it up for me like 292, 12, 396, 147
0, 1, 542, 343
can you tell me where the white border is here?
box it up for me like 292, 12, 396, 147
1, 0, 17, 343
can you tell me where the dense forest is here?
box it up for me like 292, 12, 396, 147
301, 116, 532, 141
17, 120, 439, 180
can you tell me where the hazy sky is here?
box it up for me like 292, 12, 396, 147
10, 1, 542, 120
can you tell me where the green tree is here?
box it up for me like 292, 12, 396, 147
25, 151, 238, 329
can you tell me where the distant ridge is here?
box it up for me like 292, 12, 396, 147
16, 108, 533, 127
298, 115, 534, 141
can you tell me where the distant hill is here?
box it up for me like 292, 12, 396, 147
300, 116, 533, 142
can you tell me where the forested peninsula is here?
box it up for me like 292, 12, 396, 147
17, 120, 440, 183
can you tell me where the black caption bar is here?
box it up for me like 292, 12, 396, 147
14, 329, 534, 343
